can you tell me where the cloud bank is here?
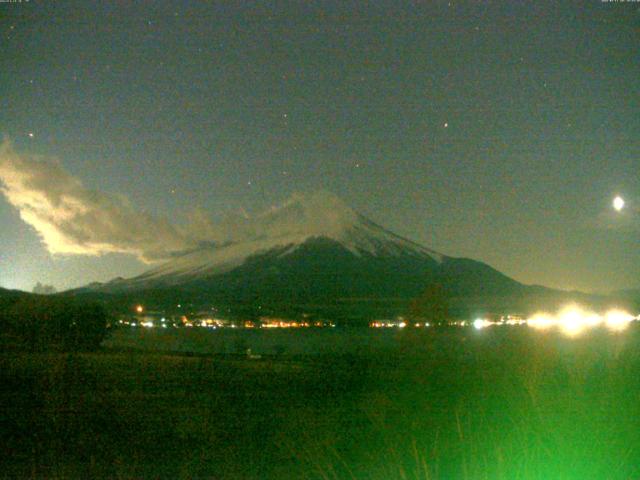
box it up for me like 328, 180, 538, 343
0, 141, 366, 264
0, 140, 201, 262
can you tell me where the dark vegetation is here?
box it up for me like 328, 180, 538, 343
2, 326, 640, 479
0, 291, 109, 352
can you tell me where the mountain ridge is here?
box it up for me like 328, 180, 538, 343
87, 191, 446, 291
70, 191, 624, 318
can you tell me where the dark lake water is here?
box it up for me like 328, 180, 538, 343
106, 326, 424, 356
104, 324, 638, 357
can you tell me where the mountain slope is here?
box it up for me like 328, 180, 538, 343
0, 287, 29, 298
76, 191, 565, 316
98, 191, 446, 291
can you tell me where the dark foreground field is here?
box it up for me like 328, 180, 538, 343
2, 326, 640, 479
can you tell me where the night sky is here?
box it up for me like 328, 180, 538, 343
1, 1, 638, 293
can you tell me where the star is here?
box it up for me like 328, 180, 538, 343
27, 132, 34, 138
443, 122, 449, 128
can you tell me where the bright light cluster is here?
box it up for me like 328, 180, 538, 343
473, 306, 638, 337
530, 306, 637, 336
473, 318, 491, 330
613, 196, 625, 211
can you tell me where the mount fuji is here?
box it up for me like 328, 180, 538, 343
76, 191, 559, 318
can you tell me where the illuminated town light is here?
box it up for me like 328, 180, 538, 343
135, 305, 144, 313
527, 313, 554, 330
604, 309, 634, 332
613, 196, 625, 211
558, 307, 589, 337
584, 313, 602, 328
473, 318, 489, 330
525, 305, 637, 337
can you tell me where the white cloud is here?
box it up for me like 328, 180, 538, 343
0, 141, 363, 264
0, 139, 199, 262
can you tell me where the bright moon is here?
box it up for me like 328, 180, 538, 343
613, 196, 625, 211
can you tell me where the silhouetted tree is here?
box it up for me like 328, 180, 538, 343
63, 302, 109, 351
3, 296, 109, 351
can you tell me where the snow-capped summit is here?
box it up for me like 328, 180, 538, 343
204, 190, 363, 246
129, 191, 443, 285
257, 190, 361, 240
246, 190, 442, 258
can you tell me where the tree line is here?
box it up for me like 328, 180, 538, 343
0, 293, 109, 351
